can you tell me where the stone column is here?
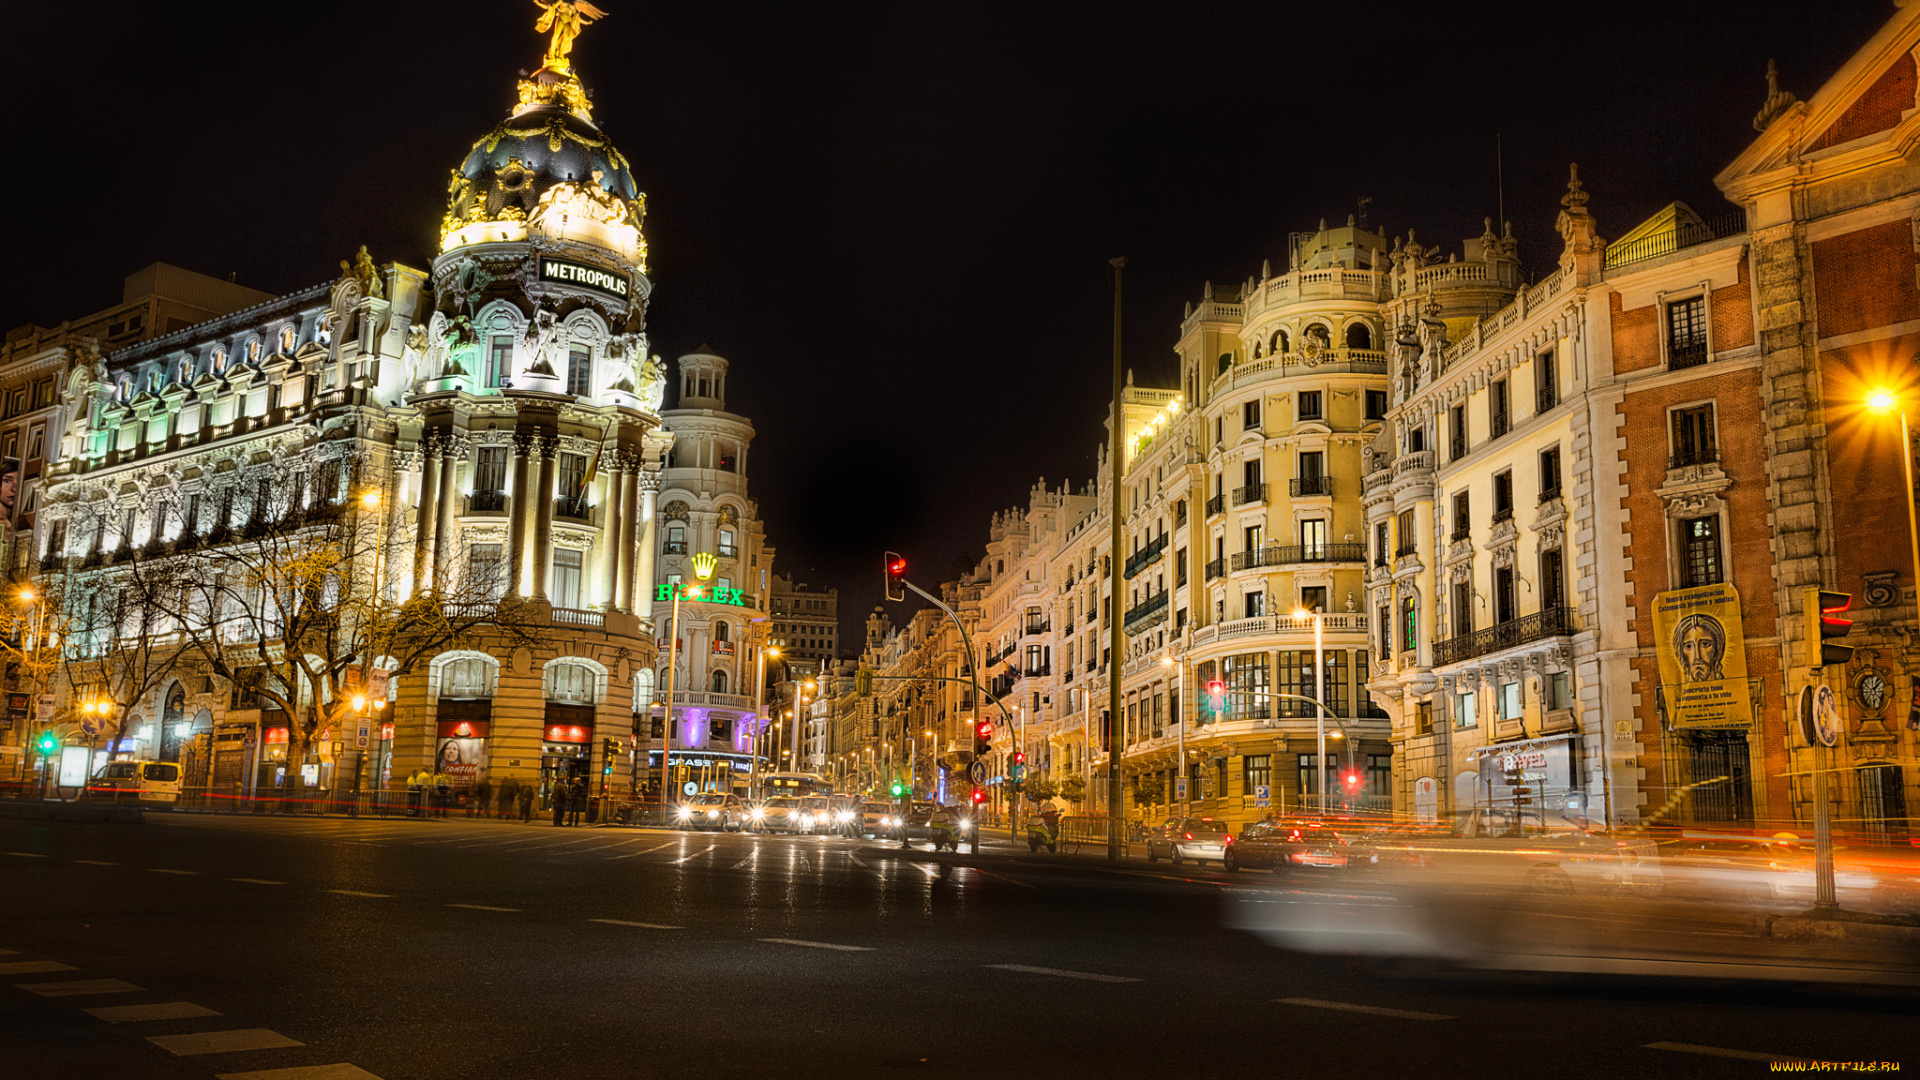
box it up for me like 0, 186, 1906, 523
506, 441, 530, 598
603, 460, 627, 612
634, 468, 660, 621
432, 435, 463, 593
618, 466, 640, 613
414, 438, 440, 592
531, 439, 553, 603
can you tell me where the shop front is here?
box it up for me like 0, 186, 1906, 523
541, 715, 593, 809
1469, 735, 1581, 822
646, 749, 752, 797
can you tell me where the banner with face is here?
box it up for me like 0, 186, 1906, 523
1653, 582, 1754, 730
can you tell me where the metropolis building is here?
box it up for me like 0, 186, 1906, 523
14, 21, 781, 808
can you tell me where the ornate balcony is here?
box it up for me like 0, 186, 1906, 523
1232, 483, 1267, 507
1123, 535, 1167, 580
1289, 476, 1332, 498
1229, 542, 1366, 571
1433, 606, 1576, 667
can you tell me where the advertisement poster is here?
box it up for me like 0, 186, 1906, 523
1652, 582, 1755, 729
434, 736, 487, 788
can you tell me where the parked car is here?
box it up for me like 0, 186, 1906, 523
1224, 819, 1347, 873
87, 760, 182, 805
676, 792, 746, 831
1145, 816, 1232, 867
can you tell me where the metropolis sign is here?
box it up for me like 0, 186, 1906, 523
538, 257, 630, 300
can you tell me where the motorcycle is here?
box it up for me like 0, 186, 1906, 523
1027, 815, 1060, 853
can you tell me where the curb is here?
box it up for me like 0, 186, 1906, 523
1764, 914, 1920, 946
0, 801, 145, 824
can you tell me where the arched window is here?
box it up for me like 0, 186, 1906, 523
713, 621, 730, 643
1252, 340, 1264, 359
280, 325, 297, 352
117, 377, 132, 402
711, 670, 729, 694
546, 661, 598, 705
1306, 323, 1332, 348
212, 347, 228, 373
439, 656, 497, 699
1217, 353, 1233, 375
1345, 323, 1373, 349
632, 669, 655, 713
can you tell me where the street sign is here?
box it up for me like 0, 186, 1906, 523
682, 781, 698, 796
1175, 777, 1188, 800
354, 723, 371, 750
1254, 784, 1271, 809
968, 760, 986, 784
36, 694, 54, 720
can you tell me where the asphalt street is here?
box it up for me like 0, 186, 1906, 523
1, 812, 1913, 1079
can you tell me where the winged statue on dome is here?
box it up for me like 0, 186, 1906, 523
534, 1, 608, 71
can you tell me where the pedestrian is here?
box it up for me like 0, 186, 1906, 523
568, 776, 587, 826
551, 781, 568, 827
497, 777, 516, 819
474, 776, 493, 819
518, 782, 534, 823
432, 772, 451, 818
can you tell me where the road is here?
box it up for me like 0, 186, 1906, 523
1, 811, 1912, 1079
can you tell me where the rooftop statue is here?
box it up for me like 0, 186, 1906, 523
534, 0, 608, 72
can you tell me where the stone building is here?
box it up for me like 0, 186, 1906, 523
769, 573, 839, 678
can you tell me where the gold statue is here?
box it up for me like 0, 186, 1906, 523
534, 1, 608, 71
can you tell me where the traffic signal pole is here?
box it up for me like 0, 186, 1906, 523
896, 577, 996, 853
1107, 256, 1126, 862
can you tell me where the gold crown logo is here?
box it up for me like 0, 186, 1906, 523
690, 552, 718, 581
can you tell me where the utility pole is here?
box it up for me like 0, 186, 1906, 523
1107, 255, 1126, 861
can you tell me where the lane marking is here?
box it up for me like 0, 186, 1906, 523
149, 868, 201, 876
148, 1028, 304, 1055
1644, 1042, 1808, 1063
88, 1001, 224, 1023
589, 918, 683, 930
326, 889, 391, 898
967, 866, 1040, 890
71, 859, 119, 866
671, 845, 716, 865
457, 835, 551, 849
15, 978, 144, 996
215, 1063, 388, 1080
1, 851, 48, 858
612, 841, 678, 859
446, 903, 520, 913
0, 960, 77, 975
985, 964, 1138, 983
1276, 998, 1454, 1021
760, 938, 874, 952
229, 878, 285, 885
0, 948, 14, 956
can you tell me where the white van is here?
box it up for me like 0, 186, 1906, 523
87, 760, 183, 804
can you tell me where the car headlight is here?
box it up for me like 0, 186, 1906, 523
751, 808, 765, 820
836, 811, 852, 822
707, 810, 720, 819
957, 819, 971, 831
677, 807, 692, 819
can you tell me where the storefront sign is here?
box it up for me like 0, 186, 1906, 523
655, 583, 749, 607
539, 257, 630, 299
57, 746, 89, 788
1652, 583, 1755, 730
711, 640, 734, 656
544, 724, 592, 744
264, 727, 290, 745
437, 720, 492, 739
435, 735, 487, 787
1473, 737, 1574, 805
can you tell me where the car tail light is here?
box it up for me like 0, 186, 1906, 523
1183, 833, 1194, 841
1223, 835, 1234, 844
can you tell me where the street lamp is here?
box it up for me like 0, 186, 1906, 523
1867, 389, 1920, 614
749, 640, 780, 801
1161, 650, 1188, 817
1293, 605, 1326, 815
657, 553, 716, 812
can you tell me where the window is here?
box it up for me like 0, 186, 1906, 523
1297, 390, 1323, 421
1356, 651, 1387, 718
551, 549, 583, 608
1535, 350, 1558, 411
468, 543, 505, 599
1451, 491, 1471, 541
1243, 591, 1265, 618
1680, 516, 1723, 587
1492, 471, 1513, 521
632, 669, 655, 713
1454, 689, 1477, 729
1546, 671, 1572, 711
1667, 296, 1708, 368
1375, 522, 1389, 567
1396, 509, 1416, 557
1377, 605, 1391, 659
1452, 579, 1473, 638
1297, 753, 1338, 797
1345, 322, 1372, 350
1243, 754, 1271, 793
442, 657, 496, 699
1175, 549, 1187, 586
1365, 754, 1391, 800
1416, 699, 1434, 735
1489, 378, 1510, 438
1672, 404, 1717, 468
1243, 399, 1261, 430
1223, 652, 1269, 720
1494, 566, 1516, 624
1299, 585, 1327, 613
1540, 548, 1565, 610
1449, 405, 1467, 461
1300, 519, 1326, 560
27, 427, 42, 461
711, 670, 729, 694
718, 529, 737, 557
567, 348, 590, 397
1243, 458, 1263, 488
486, 335, 512, 388
716, 445, 736, 471
546, 661, 597, 704
475, 446, 507, 495
1408, 425, 1426, 453
1365, 389, 1388, 420
556, 453, 587, 502
1539, 445, 1561, 502
665, 525, 686, 554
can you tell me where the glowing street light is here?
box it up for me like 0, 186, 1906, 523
1868, 388, 1920, 654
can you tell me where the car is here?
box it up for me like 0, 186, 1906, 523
1145, 816, 1232, 867
676, 792, 746, 831
1224, 819, 1347, 873
1370, 808, 1663, 895
1659, 833, 1882, 907
752, 795, 807, 833
87, 759, 182, 805
797, 795, 836, 834
854, 800, 897, 839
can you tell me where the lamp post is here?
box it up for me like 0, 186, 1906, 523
1294, 606, 1326, 815
749, 640, 780, 801
658, 553, 716, 814
1161, 649, 1186, 817
1868, 389, 1920, 618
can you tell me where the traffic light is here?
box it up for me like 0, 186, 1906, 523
1203, 679, 1227, 721
883, 552, 908, 602
1343, 770, 1360, 791
971, 788, 985, 805
1011, 751, 1026, 782
973, 719, 993, 757
603, 738, 622, 775
1805, 588, 1855, 668
34, 729, 56, 756
889, 778, 905, 798
855, 668, 873, 697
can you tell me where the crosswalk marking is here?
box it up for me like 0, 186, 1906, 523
71, 859, 118, 866
446, 903, 520, 912
216, 1063, 387, 1080
986, 964, 1138, 983
671, 845, 716, 864
229, 878, 285, 885
148, 1028, 304, 1055
1, 851, 47, 858
326, 889, 391, 898
149, 868, 200, 875
15, 978, 144, 996
0, 960, 77, 975
589, 918, 682, 929
612, 841, 677, 858
1644, 1042, 1807, 1062
1276, 998, 1454, 1021
88, 1001, 223, 1023
760, 938, 873, 952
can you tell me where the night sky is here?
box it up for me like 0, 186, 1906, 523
3, 1, 1895, 642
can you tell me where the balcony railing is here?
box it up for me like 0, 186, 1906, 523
1604, 210, 1744, 269
1433, 605, 1576, 666
1669, 338, 1709, 370
1229, 542, 1367, 571
1024, 619, 1050, 636
1538, 486, 1561, 504
1289, 475, 1332, 498
1491, 506, 1513, 524
1205, 494, 1224, 517
551, 606, 605, 629
1490, 409, 1509, 439
1670, 446, 1719, 470
1232, 483, 1267, 507
1123, 535, 1168, 579
1449, 435, 1467, 461
554, 494, 592, 523
1122, 591, 1170, 636
1204, 557, 1225, 581
717, 544, 738, 558
466, 490, 507, 514
663, 540, 688, 555
1394, 543, 1418, 559
1537, 385, 1557, 414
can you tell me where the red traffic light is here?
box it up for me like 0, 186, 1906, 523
883, 551, 908, 602
1013, 751, 1025, 764
971, 789, 985, 803
976, 720, 994, 740
1343, 772, 1361, 788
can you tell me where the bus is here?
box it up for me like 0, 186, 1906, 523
761, 772, 832, 799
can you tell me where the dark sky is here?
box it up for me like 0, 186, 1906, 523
2, 1, 1896, 643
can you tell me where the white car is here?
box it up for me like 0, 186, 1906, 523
1146, 817, 1232, 867
855, 801, 897, 839
676, 792, 745, 831
752, 796, 807, 833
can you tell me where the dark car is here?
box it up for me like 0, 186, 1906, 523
1224, 819, 1347, 873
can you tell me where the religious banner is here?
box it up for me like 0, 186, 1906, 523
1652, 582, 1755, 729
